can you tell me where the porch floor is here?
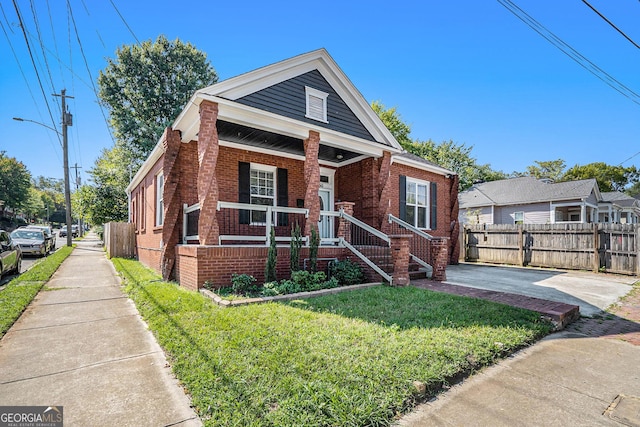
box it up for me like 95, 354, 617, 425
411, 279, 580, 330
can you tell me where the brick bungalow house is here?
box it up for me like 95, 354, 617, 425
126, 49, 459, 290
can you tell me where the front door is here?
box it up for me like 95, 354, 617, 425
318, 189, 333, 241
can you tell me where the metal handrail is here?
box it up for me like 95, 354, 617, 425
340, 211, 390, 244
340, 238, 393, 285
388, 213, 433, 240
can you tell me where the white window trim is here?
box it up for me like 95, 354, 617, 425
305, 86, 329, 123
155, 172, 164, 227
514, 211, 524, 224
250, 163, 277, 225
406, 177, 431, 230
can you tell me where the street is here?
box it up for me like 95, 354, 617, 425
19, 233, 67, 273
1, 233, 77, 287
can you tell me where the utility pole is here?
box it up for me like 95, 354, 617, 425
53, 89, 74, 247
71, 163, 82, 189
71, 163, 83, 236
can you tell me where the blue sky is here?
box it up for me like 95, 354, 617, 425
2, 0, 639, 184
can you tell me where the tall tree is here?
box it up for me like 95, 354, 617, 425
98, 35, 218, 164
87, 146, 132, 223
94, 36, 217, 224
0, 151, 32, 211
33, 176, 65, 221
526, 159, 566, 182
562, 162, 639, 192
21, 187, 44, 222
404, 139, 508, 190
371, 100, 413, 149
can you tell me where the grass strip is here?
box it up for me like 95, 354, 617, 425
0, 246, 74, 338
112, 257, 552, 427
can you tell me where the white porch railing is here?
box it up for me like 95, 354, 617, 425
216, 201, 309, 246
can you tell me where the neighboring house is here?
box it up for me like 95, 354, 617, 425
127, 49, 459, 289
598, 191, 640, 224
458, 176, 602, 225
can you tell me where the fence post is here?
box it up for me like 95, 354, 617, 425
518, 225, 524, 266
593, 223, 600, 273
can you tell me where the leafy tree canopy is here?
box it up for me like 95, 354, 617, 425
562, 162, 639, 192
0, 151, 32, 210
87, 145, 132, 224
371, 101, 412, 149
526, 159, 566, 182
372, 102, 506, 190
98, 35, 218, 164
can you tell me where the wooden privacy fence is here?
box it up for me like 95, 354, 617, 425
104, 222, 135, 259
461, 223, 639, 275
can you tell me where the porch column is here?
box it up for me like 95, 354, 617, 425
160, 127, 182, 280
304, 130, 321, 237
336, 201, 355, 244
389, 234, 411, 286
430, 237, 449, 281
449, 174, 460, 264
377, 151, 392, 233
197, 100, 220, 245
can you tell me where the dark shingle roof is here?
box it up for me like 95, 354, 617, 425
459, 176, 598, 208
601, 191, 640, 208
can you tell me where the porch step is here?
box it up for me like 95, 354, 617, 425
409, 270, 428, 280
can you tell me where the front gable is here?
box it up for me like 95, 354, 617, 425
182, 48, 401, 151
235, 70, 376, 142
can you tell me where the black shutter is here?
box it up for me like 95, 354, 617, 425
277, 168, 288, 226
430, 182, 437, 230
399, 175, 407, 222
239, 162, 250, 224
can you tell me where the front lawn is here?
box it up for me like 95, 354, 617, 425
112, 258, 552, 427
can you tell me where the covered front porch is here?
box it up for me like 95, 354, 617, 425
175, 200, 449, 290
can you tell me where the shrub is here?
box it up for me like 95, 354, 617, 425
309, 227, 319, 272
330, 259, 364, 286
261, 282, 280, 297
265, 227, 277, 283
290, 223, 302, 273
231, 274, 258, 295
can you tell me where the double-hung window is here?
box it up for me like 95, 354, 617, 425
250, 165, 275, 224
406, 179, 429, 229
156, 172, 164, 227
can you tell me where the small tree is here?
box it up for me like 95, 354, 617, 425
265, 226, 277, 283
309, 226, 320, 272
290, 223, 302, 273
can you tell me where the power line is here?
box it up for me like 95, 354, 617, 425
11, 0, 62, 143
46, 0, 66, 88
109, 0, 140, 45
581, 0, 640, 50
617, 150, 640, 167
29, 0, 58, 111
498, 0, 640, 106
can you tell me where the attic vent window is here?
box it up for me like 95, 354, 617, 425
305, 86, 328, 123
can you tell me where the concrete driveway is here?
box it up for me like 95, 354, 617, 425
445, 263, 637, 317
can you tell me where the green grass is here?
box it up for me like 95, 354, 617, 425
0, 245, 74, 338
112, 257, 552, 427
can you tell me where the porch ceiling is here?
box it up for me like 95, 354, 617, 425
217, 120, 361, 163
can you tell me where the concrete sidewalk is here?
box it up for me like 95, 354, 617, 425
397, 332, 640, 427
0, 232, 201, 426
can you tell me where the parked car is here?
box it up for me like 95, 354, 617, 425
22, 225, 55, 253
59, 225, 78, 238
10, 229, 47, 257
0, 229, 22, 277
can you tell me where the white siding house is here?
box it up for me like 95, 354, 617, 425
459, 177, 603, 225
